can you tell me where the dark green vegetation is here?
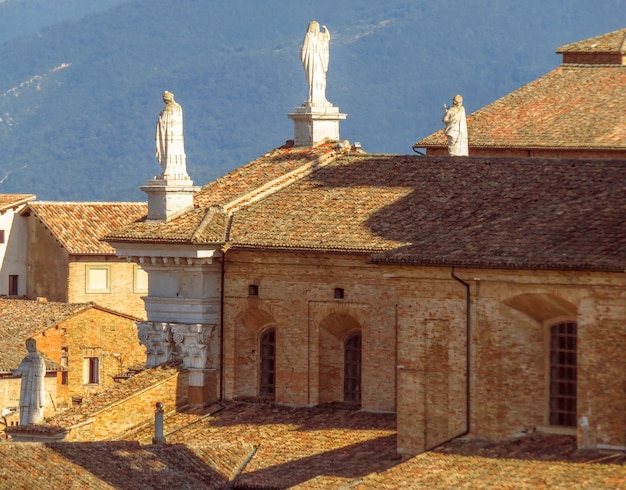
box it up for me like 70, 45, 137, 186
0, 0, 623, 200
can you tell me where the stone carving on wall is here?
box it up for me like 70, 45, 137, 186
442, 94, 469, 156
12, 338, 46, 425
300, 21, 331, 108
171, 323, 218, 370
138, 322, 176, 367
155, 91, 188, 180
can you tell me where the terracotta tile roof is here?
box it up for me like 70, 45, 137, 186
105, 142, 340, 244
48, 363, 181, 428
415, 29, 626, 151
556, 28, 626, 55
0, 441, 247, 489
229, 154, 625, 272
194, 141, 339, 209
0, 193, 35, 212
355, 451, 626, 489
104, 206, 228, 244
25, 201, 147, 254
415, 64, 626, 150
0, 298, 91, 373
4, 401, 624, 488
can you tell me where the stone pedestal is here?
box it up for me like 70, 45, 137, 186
141, 177, 199, 222
288, 105, 347, 147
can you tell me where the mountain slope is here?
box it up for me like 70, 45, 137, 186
0, 0, 623, 201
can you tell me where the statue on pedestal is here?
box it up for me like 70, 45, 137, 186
12, 338, 46, 425
300, 21, 331, 107
155, 91, 188, 179
442, 94, 469, 156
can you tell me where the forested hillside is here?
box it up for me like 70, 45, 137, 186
0, 0, 623, 200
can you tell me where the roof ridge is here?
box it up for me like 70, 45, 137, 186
223, 150, 341, 213
30, 201, 146, 205
190, 206, 225, 243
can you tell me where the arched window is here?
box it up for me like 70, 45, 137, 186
259, 328, 276, 398
549, 321, 577, 427
344, 331, 361, 403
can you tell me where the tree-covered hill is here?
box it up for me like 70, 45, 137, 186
0, 0, 623, 201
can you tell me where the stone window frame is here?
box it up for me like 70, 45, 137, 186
85, 264, 111, 294
83, 356, 101, 385
133, 263, 148, 294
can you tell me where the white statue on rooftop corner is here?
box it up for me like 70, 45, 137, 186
155, 90, 189, 180
301, 20, 331, 108
12, 338, 46, 425
442, 94, 468, 156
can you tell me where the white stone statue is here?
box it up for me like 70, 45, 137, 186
155, 91, 188, 180
300, 21, 331, 107
12, 338, 46, 425
442, 94, 469, 156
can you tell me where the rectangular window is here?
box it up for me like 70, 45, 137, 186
8, 275, 18, 296
133, 264, 148, 294
549, 322, 577, 427
83, 357, 100, 385
61, 371, 68, 386
85, 265, 111, 293
0, 230, 5, 243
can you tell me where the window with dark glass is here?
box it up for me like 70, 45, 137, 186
259, 328, 276, 398
344, 331, 362, 403
8, 275, 18, 296
549, 321, 577, 427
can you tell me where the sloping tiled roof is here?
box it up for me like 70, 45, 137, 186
415, 65, 626, 149
0, 298, 92, 373
230, 154, 625, 272
556, 28, 626, 55
0, 441, 243, 489
0, 193, 36, 212
105, 141, 340, 244
104, 206, 228, 244
25, 202, 147, 254
2, 402, 624, 489
415, 29, 626, 150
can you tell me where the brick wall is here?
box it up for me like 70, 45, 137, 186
223, 251, 397, 411
221, 250, 626, 456
65, 369, 188, 441
68, 259, 147, 320
32, 306, 145, 409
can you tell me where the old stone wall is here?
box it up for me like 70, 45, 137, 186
222, 251, 397, 411
221, 250, 625, 456
64, 369, 187, 441
68, 259, 147, 320
32, 307, 145, 409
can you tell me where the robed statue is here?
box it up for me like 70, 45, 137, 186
155, 91, 188, 180
13, 338, 46, 425
300, 21, 331, 107
442, 94, 469, 156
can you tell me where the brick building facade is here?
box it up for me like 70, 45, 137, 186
0, 299, 145, 418
106, 28, 625, 457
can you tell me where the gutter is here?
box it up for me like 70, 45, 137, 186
424, 266, 471, 452
219, 246, 227, 401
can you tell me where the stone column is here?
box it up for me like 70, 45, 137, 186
171, 323, 219, 406
137, 322, 176, 367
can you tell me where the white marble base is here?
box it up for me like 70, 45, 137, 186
288, 104, 347, 147
141, 179, 200, 221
